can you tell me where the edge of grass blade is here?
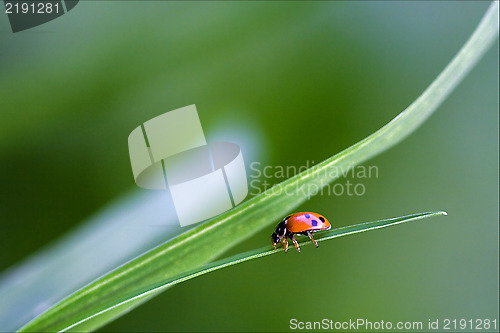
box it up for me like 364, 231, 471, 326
57, 211, 447, 332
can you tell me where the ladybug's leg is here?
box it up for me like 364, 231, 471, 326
307, 231, 319, 248
282, 237, 289, 252
291, 235, 301, 253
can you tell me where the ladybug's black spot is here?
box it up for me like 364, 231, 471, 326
311, 220, 318, 226
304, 214, 311, 219
319, 216, 325, 222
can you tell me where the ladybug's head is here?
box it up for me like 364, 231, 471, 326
271, 232, 280, 247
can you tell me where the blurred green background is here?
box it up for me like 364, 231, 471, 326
0, 1, 498, 332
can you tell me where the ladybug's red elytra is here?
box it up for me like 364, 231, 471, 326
271, 212, 331, 253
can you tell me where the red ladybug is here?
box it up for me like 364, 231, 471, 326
271, 212, 331, 253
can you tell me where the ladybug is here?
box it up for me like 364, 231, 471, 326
271, 212, 331, 253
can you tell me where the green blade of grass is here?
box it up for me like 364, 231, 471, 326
36, 212, 450, 332
19, 2, 498, 332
